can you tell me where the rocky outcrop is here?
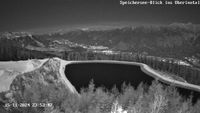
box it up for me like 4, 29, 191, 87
0, 58, 78, 112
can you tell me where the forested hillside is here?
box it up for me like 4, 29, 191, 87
0, 23, 200, 86
46, 23, 200, 59
1, 23, 200, 60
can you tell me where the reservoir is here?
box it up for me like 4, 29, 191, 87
65, 61, 200, 103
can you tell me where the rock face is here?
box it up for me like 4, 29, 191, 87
0, 58, 78, 112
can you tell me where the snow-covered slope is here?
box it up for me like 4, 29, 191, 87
0, 58, 78, 96
0, 59, 47, 92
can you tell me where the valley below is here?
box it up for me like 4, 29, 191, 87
0, 23, 200, 113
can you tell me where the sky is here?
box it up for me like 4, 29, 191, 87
0, 0, 200, 33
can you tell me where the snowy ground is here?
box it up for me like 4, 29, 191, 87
0, 59, 48, 92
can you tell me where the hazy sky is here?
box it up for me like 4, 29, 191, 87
0, 0, 200, 32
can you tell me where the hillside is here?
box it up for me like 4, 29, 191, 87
0, 23, 200, 66
0, 58, 78, 112
0, 58, 200, 113
57, 23, 200, 59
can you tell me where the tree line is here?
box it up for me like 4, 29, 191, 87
0, 44, 199, 86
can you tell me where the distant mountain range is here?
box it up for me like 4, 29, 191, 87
0, 23, 200, 65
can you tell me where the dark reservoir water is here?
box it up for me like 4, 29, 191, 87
65, 62, 200, 103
